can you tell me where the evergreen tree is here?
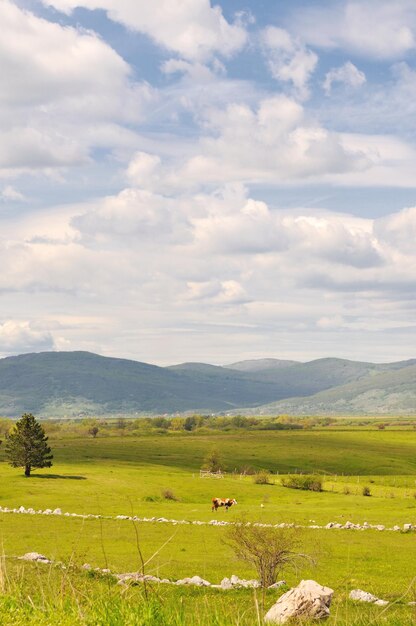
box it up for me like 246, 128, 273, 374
5, 413, 53, 477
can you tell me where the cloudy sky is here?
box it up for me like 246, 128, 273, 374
1, 0, 416, 364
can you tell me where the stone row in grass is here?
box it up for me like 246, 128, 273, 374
15, 552, 273, 590
1, 505, 414, 532
15, 553, 416, 609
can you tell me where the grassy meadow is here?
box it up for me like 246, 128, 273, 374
1, 427, 416, 624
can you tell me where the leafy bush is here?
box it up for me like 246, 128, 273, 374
225, 522, 312, 588
362, 486, 371, 497
281, 475, 322, 492
343, 485, 351, 495
253, 471, 272, 485
202, 449, 224, 473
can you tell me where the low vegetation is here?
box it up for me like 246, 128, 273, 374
253, 470, 273, 484
0, 426, 416, 624
281, 474, 323, 492
225, 523, 311, 588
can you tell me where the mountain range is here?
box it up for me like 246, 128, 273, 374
0, 351, 415, 417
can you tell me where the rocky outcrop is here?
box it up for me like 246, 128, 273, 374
264, 579, 334, 624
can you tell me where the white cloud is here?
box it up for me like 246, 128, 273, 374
187, 279, 248, 304
291, 0, 416, 59
0, 180, 415, 363
72, 187, 189, 243
323, 61, 366, 94
0, 185, 26, 202
0, 320, 56, 356
126, 152, 162, 190
0, 0, 155, 174
177, 95, 369, 186
374, 206, 416, 254
261, 26, 318, 100
41, 0, 248, 62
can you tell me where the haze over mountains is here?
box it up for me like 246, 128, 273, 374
0, 351, 415, 417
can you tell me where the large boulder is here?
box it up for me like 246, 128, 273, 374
264, 579, 334, 624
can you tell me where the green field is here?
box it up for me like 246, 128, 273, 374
1, 429, 416, 624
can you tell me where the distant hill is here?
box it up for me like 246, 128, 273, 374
0, 351, 290, 417
0, 351, 414, 417
238, 364, 416, 416
226, 358, 299, 372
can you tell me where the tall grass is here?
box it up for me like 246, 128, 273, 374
0, 559, 415, 625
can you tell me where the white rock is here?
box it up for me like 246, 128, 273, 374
268, 581, 286, 589
53, 508, 62, 515
264, 579, 334, 624
403, 523, 413, 532
19, 552, 51, 564
220, 577, 233, 590
349, 589, 383, 604
176, 575, 211, 586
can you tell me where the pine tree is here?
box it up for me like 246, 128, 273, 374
5, 413, 53, 477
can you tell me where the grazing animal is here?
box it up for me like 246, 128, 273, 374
211, 497, 237, 512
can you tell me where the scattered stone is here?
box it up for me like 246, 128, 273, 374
264, 579, 334, 624
403, 524, 413, 532
349, 589, 388, 605
176, 575, 211, 586
19, 552, 52, 564
220, 577, 233, 590
268, 581, 286, 589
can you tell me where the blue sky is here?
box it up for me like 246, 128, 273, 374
0, 0, 415, 364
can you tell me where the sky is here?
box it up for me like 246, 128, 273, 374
1, 0, 416, 365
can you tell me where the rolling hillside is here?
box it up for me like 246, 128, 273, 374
0, 352, 288, 416
0, 351, 414, 417
242, 364, 416, 416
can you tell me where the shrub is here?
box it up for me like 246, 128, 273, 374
239, 465, 256, 475
225, 522, 312, 588
202, 449, 224, 473
253, 471, 272, 485
343, 485, 351, 495
162, 489, 178, 501
142, 495, 161, 502
88, 426, 99, 438
281, 475, 323, 492
362, 486, 371, 497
